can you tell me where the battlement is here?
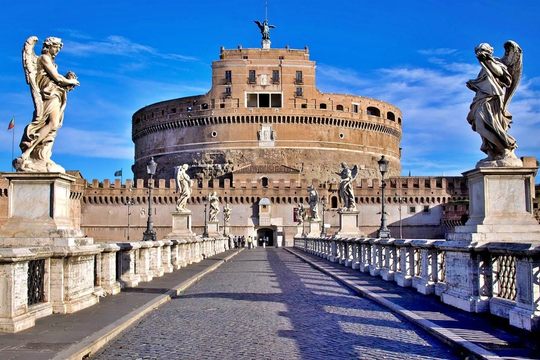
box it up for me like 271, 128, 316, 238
219, 45, 309, 60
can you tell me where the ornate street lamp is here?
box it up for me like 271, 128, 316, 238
142, 157, 157, 241
126, 188, 135, 241
377, 155, 391, 238
202, 196, 208, 238
320, 195, 327, 237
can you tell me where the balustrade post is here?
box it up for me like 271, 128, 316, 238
342, 239, 349, 266
509, 256, 540, 331
359, 239, 370, 273
395, 240, 413, 287
137, 241, 153, 282
99, 244, 121, 295
380, 239, 396, 281
439, 242, 491, 313
161, 240, 174, 274
150, 241, 165, 277
411, 241, 436, 295
369, 239, 382, 276
351, 239, 360, 270
330, 239, 337, 262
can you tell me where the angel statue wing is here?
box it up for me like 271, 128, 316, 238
500, 40, 523, 115
351, 165, 359, 181
22, 36, 42, 118
174, 165, 181, 193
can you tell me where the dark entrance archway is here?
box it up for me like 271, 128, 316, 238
257, 228, 274, 246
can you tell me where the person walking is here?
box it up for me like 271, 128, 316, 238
247, 236, 253, 249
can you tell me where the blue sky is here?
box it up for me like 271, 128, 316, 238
1, 1, 539, 182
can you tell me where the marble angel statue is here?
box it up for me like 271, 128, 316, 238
14, 36, 80, 173
175, 164, 193, 211
466, 41, 523, 167
335, 162, 358, 211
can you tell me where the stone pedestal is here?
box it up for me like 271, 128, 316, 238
165, 210, 196, 239
0, 172, 99, 318
447, 166, 540, 242
307, 220, 322, 237
0, 172, 92, 247
295, 224, 305, 237
335, 210, 363, 238
206, 221, 221, 238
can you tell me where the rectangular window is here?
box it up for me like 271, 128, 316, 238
246, 93, 282, 108
296, 71, 303, 82
353, 104, 359, 113
225, 87, 231, 96
225, 70, 232, 83
247, 93, 257, 107
272, 70, 279, 83
423, 206, 430, 213
409, 206, 416, 214
271, 93, 282, 107
248, 70, 256, 83
295, 88, 303, 97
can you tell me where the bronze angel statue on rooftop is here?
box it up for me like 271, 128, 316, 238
466, 41, 523, 168
14, 36, 80, 173
254, 20, 275, 41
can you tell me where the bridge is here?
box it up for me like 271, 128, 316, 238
0, 245, 537, 359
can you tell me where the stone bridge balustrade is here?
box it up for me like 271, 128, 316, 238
0, 236, 228, 333
294, 235, 540, 331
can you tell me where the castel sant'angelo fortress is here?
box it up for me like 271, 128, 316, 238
0, 20, 473, 246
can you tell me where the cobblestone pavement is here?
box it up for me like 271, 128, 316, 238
93, 248, 460, 359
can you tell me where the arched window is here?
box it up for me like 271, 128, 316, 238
367, 106, 381, 117
387, 112, 396, 121
336, 104, 344, 111
261, 177, 269, 188
320, 103, 327, 110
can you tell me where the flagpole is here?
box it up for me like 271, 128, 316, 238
121, 168, 123, 185
11, 116, 15, 172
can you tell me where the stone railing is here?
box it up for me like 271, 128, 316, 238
294, 236, 540, 331
0, 236, 229, 333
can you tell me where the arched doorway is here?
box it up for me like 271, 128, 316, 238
257, 228, 274, 247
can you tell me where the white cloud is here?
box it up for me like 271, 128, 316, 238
54, 127, 133, 159
62, 35, 198, 61
418, 48, 457, 56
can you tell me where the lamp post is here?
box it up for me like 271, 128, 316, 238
202, 196, 208, 238
377, 155, 391, 238
142, 157, 157, 241
320, 195, 327, 237
126, 188, 135, 241
394, 193, 405, 239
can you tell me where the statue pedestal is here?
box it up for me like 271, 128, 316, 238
206, 221, 221, 238
0, 172, 99, 320
447, 166, 540, 243
335, 210, 363, 238
295, 224, 305, 237
165, 210, 196, 239
0, 172, 91, 247
307, 220, 322, 237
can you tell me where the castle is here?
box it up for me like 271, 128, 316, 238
0, 35, 472, 246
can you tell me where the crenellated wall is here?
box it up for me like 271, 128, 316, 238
78, 175, 468, 244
